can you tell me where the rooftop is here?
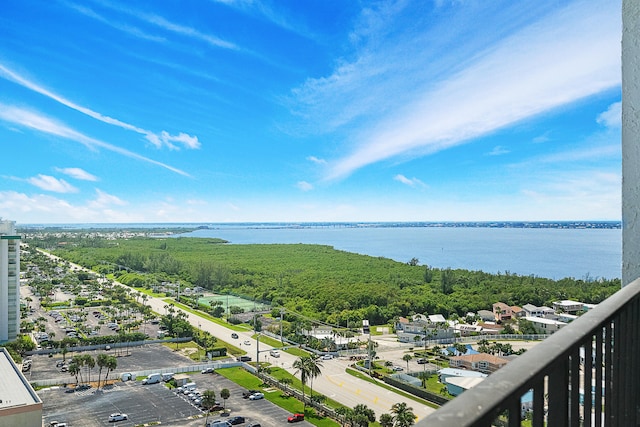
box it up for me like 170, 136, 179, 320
0, 349, 41, 411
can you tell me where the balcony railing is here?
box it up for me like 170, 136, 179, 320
418, 278, 640, 427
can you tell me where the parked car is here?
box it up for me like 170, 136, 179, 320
247, 423, 261, 427
208, 421, 231, 427
416, 358, 427, 364
108, 413, 128, 422
201, 367, 215, 374
288, 413, 305, 423
228, 416, 245, 425
242, 389, 260, 399
249, 392, 264, 400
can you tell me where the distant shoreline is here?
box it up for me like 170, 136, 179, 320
17, 220, 621, 231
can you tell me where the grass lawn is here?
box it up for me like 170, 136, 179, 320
217, 367, 339, 427
252, 334, 310, 358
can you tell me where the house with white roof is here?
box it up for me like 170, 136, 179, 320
552, 300, 584, 314
523, 316, 567, 335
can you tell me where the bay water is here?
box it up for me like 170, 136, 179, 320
179, 225, 621, 280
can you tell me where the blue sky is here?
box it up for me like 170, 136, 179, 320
0, 0, 622, 224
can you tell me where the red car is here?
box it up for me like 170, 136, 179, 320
287, 413, 305, 423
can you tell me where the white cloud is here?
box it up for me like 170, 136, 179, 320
487, 146, 510, 156
532, 132, 551, 144
597, 101, 621, 128
88, 189, 127, 208
55, 167, 98, 181
0, 63, 200, 150
27, 175, 78, 193
307, 156, 327, 165
394, 174, 426, 188
297, 181, 314, 191
298, 0, 620, 180
0, 103, 191, 176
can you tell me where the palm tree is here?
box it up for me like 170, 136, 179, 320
71, 355, 85, 384
304, 354, 323, 403
202, 389, 217, 426
379, 413, 394, 427
402, 354, 412, 372
103, 355, 117, 386
334, 407, 352, 427
68, 362, 80, 387
220, 388, 230, 409
293, 357, 310, 410
391, 402, 415, 427
353, 404, 376, 426
83, 355, 95, 385
96, 353, 109, 390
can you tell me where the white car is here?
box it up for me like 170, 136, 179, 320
108, 413, 128, 422
244, 340, 251, 346
249, 392, 264, 400
321, 354, 333, 360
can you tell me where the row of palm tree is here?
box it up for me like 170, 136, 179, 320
67, 353, 117, 390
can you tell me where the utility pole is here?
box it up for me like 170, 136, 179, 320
280, 308, 284, 345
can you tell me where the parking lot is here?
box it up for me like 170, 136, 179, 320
40, 368, 313, 427
35, 344, 312, 427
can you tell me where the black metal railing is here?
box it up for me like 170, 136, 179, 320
418, 278, 640, 427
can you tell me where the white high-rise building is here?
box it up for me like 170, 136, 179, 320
0, 218, 20, 342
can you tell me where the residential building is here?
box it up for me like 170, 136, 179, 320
0, 219, 20, 343
510, 306, 524, 317
521, 303, 554, 318
438, 367, 487, 383
445, 376, 486, 397
476, 310, 495, 322
0, 348, 42, 427
454, 323, 483, 336
449, 353, 509, 374
395, 316, 454, 343
522, 316, 567, 335
552, 299, 584, 314
492, 302, 512, 322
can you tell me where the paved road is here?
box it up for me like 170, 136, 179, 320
38, 250, 438, 421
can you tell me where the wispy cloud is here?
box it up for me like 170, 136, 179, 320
207, 0, 315, 40
293, 0, 620, 180
85, 0, 238, 51
307, 156, 327, 165
532, 132, 552, 144
487, 146, 510, 156
0, 63, 200, 150
393, 174, 426, 188
88, 189, 127, 208
55, 167, 98, 181
27, 175, 78, 193
0, 103, 191, 176
597, 101, 621, 128
297, 181, 314, 191
63, 1, 166, 42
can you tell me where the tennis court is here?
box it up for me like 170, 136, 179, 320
199, 294, 270, 312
